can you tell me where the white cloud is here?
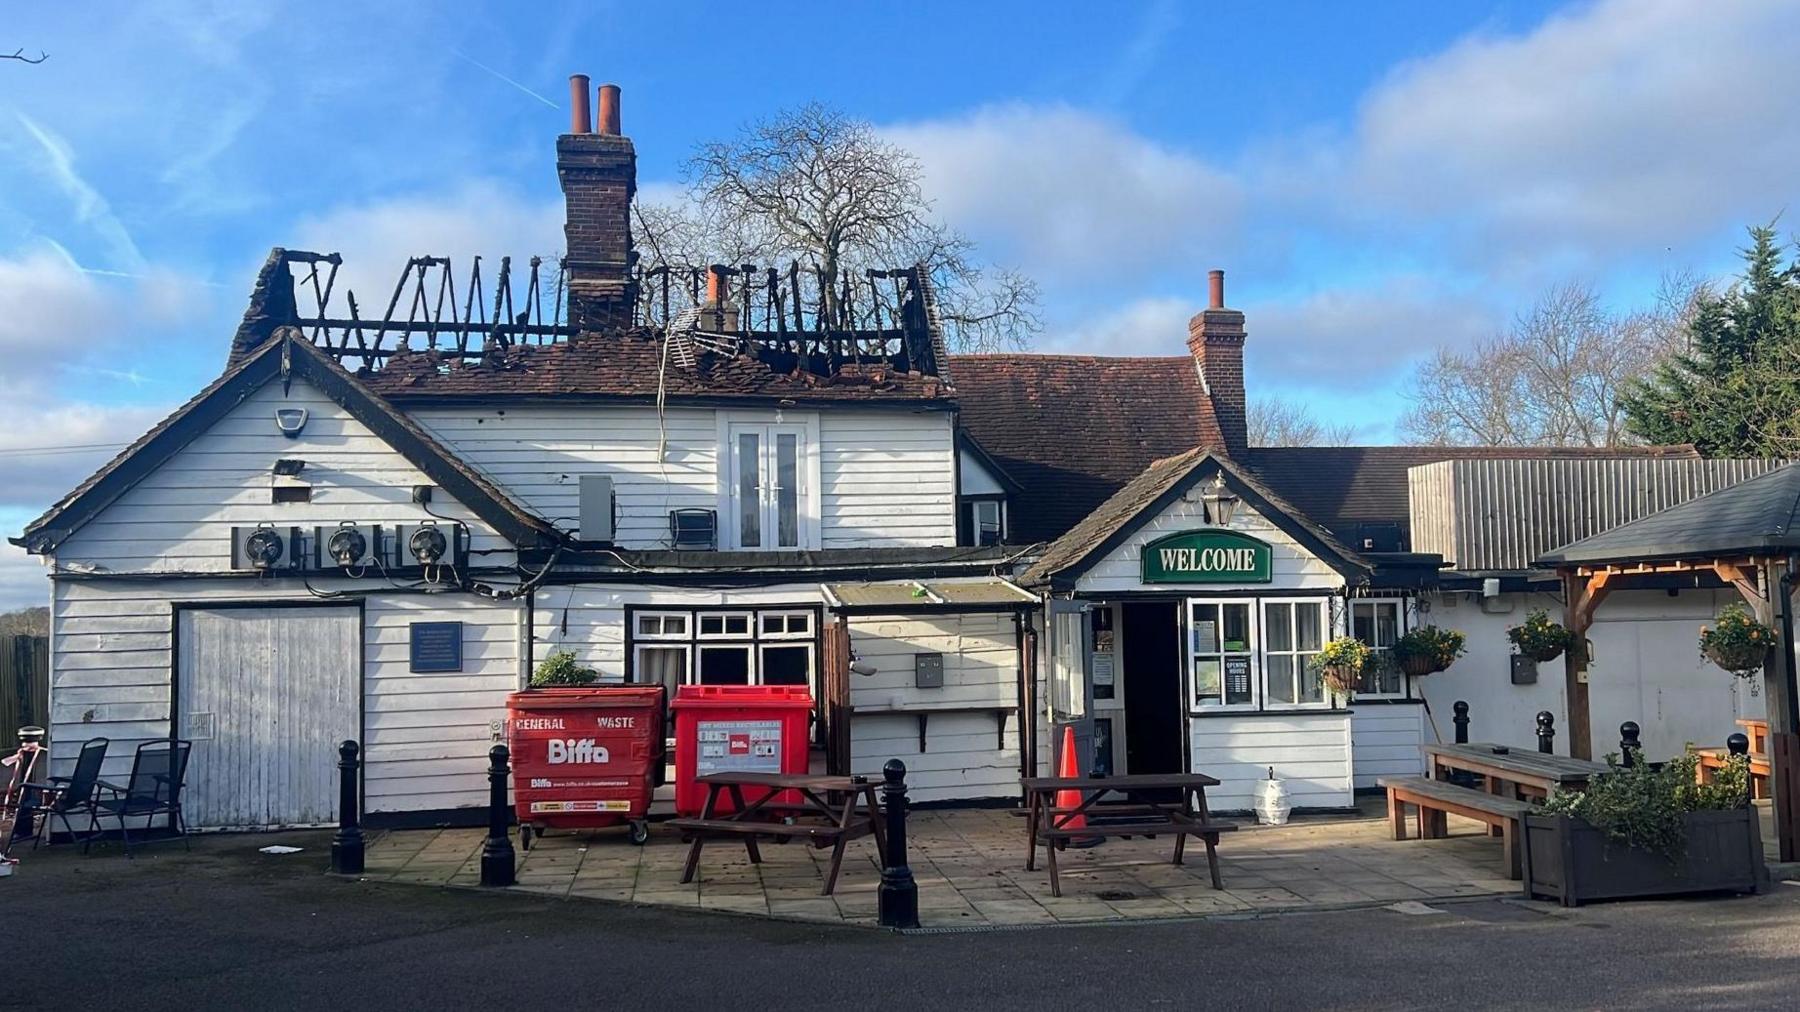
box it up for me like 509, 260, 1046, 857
1045, 296, 1193, 358
10, 113, 145, 271
883, 105, 1240, 282
0, 538, 50, 611
286, 181, 565, 315
1337, 0, 1800, 273
0, 246, 205, 363
1243, 278, 1495, 384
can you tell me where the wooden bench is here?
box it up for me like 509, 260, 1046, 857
1696, 749, 1772, 799
1379, 776, 1535, 879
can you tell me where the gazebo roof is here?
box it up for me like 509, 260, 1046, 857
1539, 463, 1800, 567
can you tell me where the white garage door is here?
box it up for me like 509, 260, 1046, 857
178, 606, 359, 828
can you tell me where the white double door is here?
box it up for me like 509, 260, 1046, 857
727, 423, 807, 549
178, 606, 359, 828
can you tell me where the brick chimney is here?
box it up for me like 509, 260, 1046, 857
558, 76, 635, 331
1188, 269, 1247, 453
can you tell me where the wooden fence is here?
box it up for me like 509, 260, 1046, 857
1, 635, 49, 746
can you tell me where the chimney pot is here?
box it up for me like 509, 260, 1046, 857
1208, 269, 1225, 309
706, 264, 728, 305
568, 74, 592, 134
597, 83, 621, 136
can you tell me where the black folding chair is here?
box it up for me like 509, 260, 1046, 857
24, 737, 108, 849
86, 739, 191, 857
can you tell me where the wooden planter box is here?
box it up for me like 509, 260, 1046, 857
1522, 809, 1765, 907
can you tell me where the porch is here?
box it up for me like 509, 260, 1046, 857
359, 800, 1516, 927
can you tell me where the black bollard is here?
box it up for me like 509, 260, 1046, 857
480, 744, 515, 887
1453, 701, 1470, 744
877, 759, 920, 929
330, 740, 365, 875
1728, 732, 1750, 757
1619, 721, 1642, 768
1536, 711, 1556, 755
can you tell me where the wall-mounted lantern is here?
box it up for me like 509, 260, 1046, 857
1200, 473, 1239, 527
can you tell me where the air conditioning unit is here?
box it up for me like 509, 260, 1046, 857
231, 524, 303, 571
394, 521, 466, 569
669, 508, 717, 550
315, 523, 382, 570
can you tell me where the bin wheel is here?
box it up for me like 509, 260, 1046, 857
628, 820, 650, 846
520, 824, 534, 851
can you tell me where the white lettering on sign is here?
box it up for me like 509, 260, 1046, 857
593, 715, 636, 729
545, 739, 611, 765
513, 717, 566, 731
1157, 547, 1259, 573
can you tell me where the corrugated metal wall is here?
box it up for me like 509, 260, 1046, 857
1409, 458, 1787, 571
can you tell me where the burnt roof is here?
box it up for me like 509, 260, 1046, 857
1241, 444, 1703, 546
949, 354, 1224, 544
358, 332, 953, 406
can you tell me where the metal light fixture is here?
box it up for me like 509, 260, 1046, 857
1200, 473, 1239, 527
275, 407, 309, 438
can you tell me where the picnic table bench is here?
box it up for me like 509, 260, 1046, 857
1021, 773, 1236, 897
1379, 775, 1535, 878
667, 772, 886, 896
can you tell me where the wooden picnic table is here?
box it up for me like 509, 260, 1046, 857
668, 772, 886, 895
1020, 772, 1235, 897
1424, 743, 1606, 801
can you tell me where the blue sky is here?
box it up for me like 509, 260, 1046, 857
3, 0, 1799, 607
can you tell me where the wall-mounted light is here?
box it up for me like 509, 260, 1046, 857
1199, 473, 1239, 527
275, 407, 308, 438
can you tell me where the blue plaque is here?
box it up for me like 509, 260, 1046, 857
410, 621, 463, 673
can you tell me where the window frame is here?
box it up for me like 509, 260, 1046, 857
1349, 598, 1408, 698
1187, 598, 1260, 713
1259, 597, 1332, 710
624, 604, 824, 698
696, 611, 755, 639
718, 412, 821, 551
958, 494, 1008, 546
634, 610, 693, 641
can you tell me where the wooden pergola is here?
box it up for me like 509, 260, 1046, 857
1542, 464, 1800, 860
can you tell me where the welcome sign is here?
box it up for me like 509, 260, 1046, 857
1141, 530, 1273, 584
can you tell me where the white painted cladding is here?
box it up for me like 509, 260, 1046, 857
1190, 712, 1354, 812
410, 404, 955, 550
53, 378, 512, 573
1074, 498, 1343, 595
1349, 704, 1429, 790
847, 613, 1020, 802
1417, 588, 1764, 760
47, 579, 523, 818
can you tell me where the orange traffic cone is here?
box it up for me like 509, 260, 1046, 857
1054, 725, 1103, 848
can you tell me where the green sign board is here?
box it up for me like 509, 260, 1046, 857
1140, 529, 1273, 584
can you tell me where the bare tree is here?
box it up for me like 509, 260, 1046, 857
1248, 398, 1358, 447
645, 103, 1039, 351
1400, 279, 1702, 447
2, 48, 48, 64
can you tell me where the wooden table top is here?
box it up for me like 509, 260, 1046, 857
1020, 772, 1221, 792
1424, 743, 1607, 784
695, 771, 873, 791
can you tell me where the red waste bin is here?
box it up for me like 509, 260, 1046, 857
506, 685, 665, 847
671, 685, 813, 817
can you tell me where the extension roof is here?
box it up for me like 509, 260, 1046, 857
1538, 463, 1800, 567
1020, 448, 1380, 589
949, 354, 1224, 544
14, 329, 563, 554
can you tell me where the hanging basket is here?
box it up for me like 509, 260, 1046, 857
1321, 665, 1358, 694
1704, 642, 1770, 678
1397, 653, 1445, 677
1520, 642, 1566, 664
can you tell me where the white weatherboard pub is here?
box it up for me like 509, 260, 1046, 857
13, 79, 1788, 831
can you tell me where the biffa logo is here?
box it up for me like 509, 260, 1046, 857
546, 739, 610, 765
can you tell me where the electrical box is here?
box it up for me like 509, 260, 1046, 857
914, 653, 944, 689
1511, 654, 1539, 685
231, 524, 303, 571
393, 521, 466, 569
315, 523, 382, 570
579, 475, 615, 543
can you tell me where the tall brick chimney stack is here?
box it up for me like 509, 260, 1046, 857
558, 76, 635, 331
1188, 269, 1247, 453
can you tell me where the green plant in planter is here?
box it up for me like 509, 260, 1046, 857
1699, 603, 1775, 678
1540, 749, 1751, 860
531, 650, 599, 687
1508, 610, 1572, 663
1312, 637, 1372, 695
1392, 625, 1466, 676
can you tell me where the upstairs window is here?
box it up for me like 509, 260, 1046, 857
958, 496, 1007, 546
725, 421, 812, 550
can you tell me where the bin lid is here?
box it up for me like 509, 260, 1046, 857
506, 685, 666, 710
669, 684, 814, 709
